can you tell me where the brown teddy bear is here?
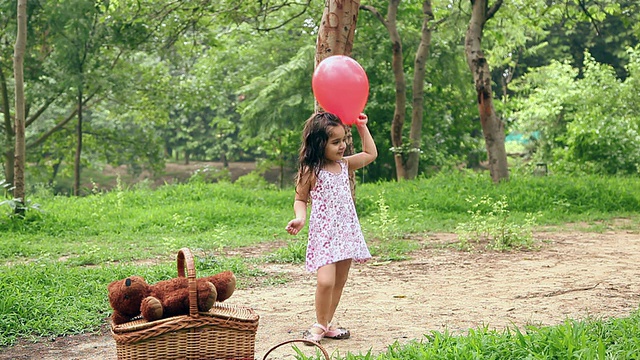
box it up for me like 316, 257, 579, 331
108, 270, 236, 325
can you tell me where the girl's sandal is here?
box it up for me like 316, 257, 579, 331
302, 323, 327, 343
325, 324, 350, 340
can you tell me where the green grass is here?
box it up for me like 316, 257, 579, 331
1, 171, 640, 355
332, 312, 640, 359
265, 239, 307, 264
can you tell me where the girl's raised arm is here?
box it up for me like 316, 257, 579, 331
345, 113, 377, 171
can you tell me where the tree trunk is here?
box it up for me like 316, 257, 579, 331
221, 152, 228, 168
315, 0, 361, 196
13, 0, 27, 212
315, 0, 360, 64
73, 86, 83, 196
464, 0, 509, 183
386, 0, 407, 180
1, 65, 14, 185
50, 158, 62, 187
280, 158, 284, 189
405, 0, 434, 179
361, 2, 406, 180
362, 0, 433, 180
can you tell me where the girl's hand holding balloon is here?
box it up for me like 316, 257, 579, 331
355, 113, 368, 128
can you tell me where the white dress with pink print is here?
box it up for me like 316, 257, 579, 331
306, 160, 371, 272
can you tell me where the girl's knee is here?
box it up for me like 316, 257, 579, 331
316, 277, 334, 290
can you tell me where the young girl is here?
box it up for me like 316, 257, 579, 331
285, 111, 377, 343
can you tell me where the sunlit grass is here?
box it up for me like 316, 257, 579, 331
323, 312, 640, 359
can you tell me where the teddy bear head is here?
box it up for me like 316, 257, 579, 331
107, 275, 151, 317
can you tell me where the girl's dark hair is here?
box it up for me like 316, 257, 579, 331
295, 112, 344, 187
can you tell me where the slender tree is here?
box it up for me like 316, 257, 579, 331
406, 0, 434, 179
13, 0, 27, 212
465, 0, 508, 183
47, 0, 113, 195
0, 0, 66, 186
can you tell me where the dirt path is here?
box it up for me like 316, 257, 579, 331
2, 230, 640, 359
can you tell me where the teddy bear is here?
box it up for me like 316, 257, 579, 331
108, 270, 236, 325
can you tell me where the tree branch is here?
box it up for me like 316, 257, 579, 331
577, 0, 601, 35
0, 63, 12, 136
27, 93, 97, 149
431, 17, 448, 31
25, 91, 63, 128
254, 0, 312, 31
486, 0, 503, 21
360, 5, 389, 30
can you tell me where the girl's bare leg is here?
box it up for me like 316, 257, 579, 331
311, 262, 337, 334
327, 259, 351, 324
309, 259, 352, 337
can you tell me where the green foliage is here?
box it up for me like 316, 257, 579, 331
356, 1, 481, 180
188, 165, 232, 184
0, 179, 42, 218
455, 195, 537, 251
238, 44, 316, 130
3, 0, 638, 187
244, 130, 300, 189
0, 178, 12, 199
265, 239, 307, 264
366, 190, 401, 242
510, 47, 640, 175
234, 172, 277, 191
365, 190, 419, 261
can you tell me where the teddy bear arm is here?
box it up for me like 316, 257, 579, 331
140, 296, 164, 322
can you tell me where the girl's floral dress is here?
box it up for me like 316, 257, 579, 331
306, 160, 371, 272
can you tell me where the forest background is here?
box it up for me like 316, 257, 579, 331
1, 0, 639, 197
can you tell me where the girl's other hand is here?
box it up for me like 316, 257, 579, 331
355, 113, 368, 128
286, 218, 304, 235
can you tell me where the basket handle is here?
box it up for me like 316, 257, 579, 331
262, 339, 330, 360
176, 248, 199, 318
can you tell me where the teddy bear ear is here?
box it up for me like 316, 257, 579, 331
125, 278, 132, 286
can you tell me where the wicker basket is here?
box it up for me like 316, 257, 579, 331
110, 248, 259, 360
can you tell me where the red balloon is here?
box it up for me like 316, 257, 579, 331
312, 55, 369, 126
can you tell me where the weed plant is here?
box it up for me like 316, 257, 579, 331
365, 190, 419, 261
265, 239, 307, 264
0, 171, 639, 353
455, 195, 538, 251
366, 190, 401, 241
